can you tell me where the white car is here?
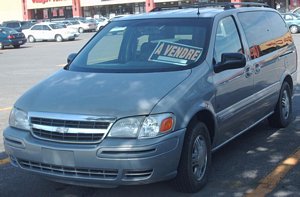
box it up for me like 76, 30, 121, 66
54, 21, 80, 38
22, 22, 76, 42
68, 20, 97, 33
292, 7, 300, 16
95, 17, 109, 31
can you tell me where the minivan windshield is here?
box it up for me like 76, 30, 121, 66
68, 18, 211, 73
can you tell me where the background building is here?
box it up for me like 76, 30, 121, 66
0, 0, 23, 22
1, 0, 298, 23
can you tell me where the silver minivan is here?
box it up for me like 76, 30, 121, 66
3, 3, 297, 193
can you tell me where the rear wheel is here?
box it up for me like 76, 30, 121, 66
174, 122, 211, 193
268, 81, 292, 128
290, 25, 298, 34
28, 36, 35, 43
55, 35, 63, 42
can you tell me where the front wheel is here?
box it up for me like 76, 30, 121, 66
174, 122, 211, 193
268, 81, 292, 128
290, 25, 298, 34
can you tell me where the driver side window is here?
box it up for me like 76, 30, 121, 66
214, 16, 243, 63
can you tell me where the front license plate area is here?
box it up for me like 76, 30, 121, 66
42, 148, 75, 167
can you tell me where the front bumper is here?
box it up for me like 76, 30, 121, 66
62, 34, 75, 40
3, 127, 185, 187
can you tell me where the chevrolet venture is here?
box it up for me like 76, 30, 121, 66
4, 3, 297, 193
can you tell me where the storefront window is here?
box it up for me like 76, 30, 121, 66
83, 3, 145, 18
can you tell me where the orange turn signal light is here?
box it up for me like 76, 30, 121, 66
160, 117, 174, 133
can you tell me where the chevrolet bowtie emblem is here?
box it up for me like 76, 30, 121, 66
56, 127, 69, 134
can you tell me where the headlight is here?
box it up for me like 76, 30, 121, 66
108, 113, 175, 139
107, 117, 144, 138
9, 108, 30, 131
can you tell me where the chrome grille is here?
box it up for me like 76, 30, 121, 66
18, 159, 118, 180
29, 113, 115, 144
32, 128, 104, 142
31, 117, 110, 129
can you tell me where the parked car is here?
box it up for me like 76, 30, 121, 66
94, 17, 109, 31
0, 27, 27, 49
53, 21, 80, 38
292, 7, 300, 16
281, 13, 300, 33
66, 18, 97, 33
1, 20, 36, 32
3, 2, 297, 193
77, 19, 97, 32
22, 22, 76, 42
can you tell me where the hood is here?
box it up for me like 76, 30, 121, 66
15, 69, 191, 118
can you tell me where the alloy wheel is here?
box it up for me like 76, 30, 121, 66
192, 135, 208, 181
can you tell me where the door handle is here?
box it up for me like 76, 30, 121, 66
254, 64, 261, 74
245, 66, 252, 78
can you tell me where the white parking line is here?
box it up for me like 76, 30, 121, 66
245, 148, 300, 197
0, 107, 12, 111
0, 158, 10, 165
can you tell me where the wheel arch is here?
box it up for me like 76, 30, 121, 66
284, 75, 293, 93
187, 109, 216, 145
280, 72, 294, 95
55, 34, 62, 38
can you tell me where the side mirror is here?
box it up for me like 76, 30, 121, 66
67, 53, 77, 64
214, 53, 246, 73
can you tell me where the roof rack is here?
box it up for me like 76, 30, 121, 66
150, 6, 182, 12
195, 2, 269, 10
150, 2, 269, 12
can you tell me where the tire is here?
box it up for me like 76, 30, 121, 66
13, 45, 20, 48
290, 25, 298, 34
78, 27, 84, 33
0, 42, 3, 50
268, 81, 292, 128
28, 36, 35, 43
174, 122, 211, 193
97, 26, 103, 31
69, 38, 75, 41
55, 35, 63, 42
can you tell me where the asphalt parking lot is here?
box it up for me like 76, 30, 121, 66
0, 33, 300, 197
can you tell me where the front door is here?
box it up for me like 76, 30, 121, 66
213, 16, 254, 144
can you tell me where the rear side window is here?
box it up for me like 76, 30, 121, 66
32, 25, 43, 30
0, 28, 18, 34
238, 11, 290, 59
5, 22, 20, 28
265, 12, 288, 39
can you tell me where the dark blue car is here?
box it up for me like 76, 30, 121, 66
0, 27, 27, 50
